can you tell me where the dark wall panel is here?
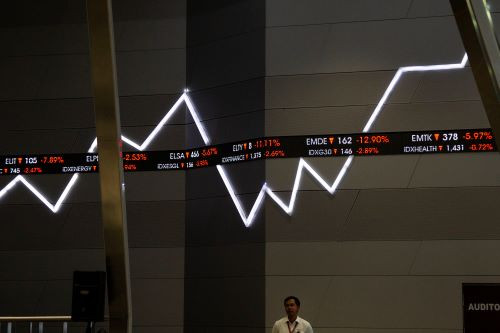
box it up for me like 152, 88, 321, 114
185, 0, 266, 331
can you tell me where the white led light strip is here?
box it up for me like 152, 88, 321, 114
0, 54, 468, 224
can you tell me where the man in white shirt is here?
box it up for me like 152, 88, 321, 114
272, 296, 313, 333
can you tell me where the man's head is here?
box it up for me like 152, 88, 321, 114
283, 296, 301, 319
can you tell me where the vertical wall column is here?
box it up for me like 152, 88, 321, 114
185, 0, 266, 332
86, 1, 132, 332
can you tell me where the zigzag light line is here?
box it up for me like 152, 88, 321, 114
0, 54, 468, 224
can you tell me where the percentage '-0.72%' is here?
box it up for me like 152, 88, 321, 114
469, 143, 495, 151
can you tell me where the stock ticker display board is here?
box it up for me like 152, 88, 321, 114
0, 128, 496, 176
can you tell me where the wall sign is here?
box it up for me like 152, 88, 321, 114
463, 283, 500, 332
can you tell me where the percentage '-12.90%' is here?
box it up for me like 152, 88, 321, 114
357, 135, 390, 144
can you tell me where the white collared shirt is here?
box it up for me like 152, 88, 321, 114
271, 316, 313, 333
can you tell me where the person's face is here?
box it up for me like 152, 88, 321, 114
284, 299, 300, 318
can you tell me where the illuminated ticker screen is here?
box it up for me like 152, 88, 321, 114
0, 128, 496, 176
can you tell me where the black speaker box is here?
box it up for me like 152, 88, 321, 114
71, 271, 106, 322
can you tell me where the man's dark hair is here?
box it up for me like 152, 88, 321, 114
284, 296, 301, 306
